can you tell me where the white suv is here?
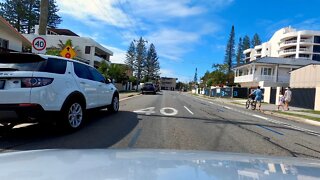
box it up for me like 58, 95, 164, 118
0, 53, 119, 130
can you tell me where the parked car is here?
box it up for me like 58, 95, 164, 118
0, 53, 119, 131
141, 82, 156, 95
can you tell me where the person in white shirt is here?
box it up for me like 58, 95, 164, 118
284, 87, 292, 111
277, 91, 285, 111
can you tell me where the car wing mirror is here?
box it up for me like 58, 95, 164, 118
105, 78, 111, 84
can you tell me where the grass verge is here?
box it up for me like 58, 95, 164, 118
273, 111, 320, 122
296, 110, 320, 115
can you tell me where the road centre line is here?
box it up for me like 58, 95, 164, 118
184, 106, 194, 115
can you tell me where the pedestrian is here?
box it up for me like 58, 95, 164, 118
249, 86, 263, 111
284, 87, 292, 111
277, 91, 285, 111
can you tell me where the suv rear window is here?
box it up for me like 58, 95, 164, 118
0, 54, 67, 74
40, 58, 67, 74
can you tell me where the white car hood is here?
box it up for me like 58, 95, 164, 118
0, 149, 320, 180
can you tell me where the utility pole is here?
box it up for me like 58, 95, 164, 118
133, 38, 148, 92
38, 0, 49, 35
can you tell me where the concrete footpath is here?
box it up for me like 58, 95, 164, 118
119, 91, 141, 100
194, 94, 320, 127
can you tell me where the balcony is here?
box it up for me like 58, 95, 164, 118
235, 74, 290, 83
234, 74, 254, 83
279, 49, 296, 56
279, 40, 297, 48
300, 39, 312, 43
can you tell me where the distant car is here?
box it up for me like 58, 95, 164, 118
0, 53, 119, 131
141, 83, 156, 95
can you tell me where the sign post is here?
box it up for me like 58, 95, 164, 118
32, 36, 47, 54
60, 45, 76, 59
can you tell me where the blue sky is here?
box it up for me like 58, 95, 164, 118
54, 0, 320, 82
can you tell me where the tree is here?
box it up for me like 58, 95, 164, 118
194, 68, 198, 83
134, 37, 147, 90
108, 64, 128, 83
125, 41, 136, 72
236, 37, 244, 66
224, 25, 235, 73
97, 60, 109, 79
251, 33, 261, 47
0, 0, 62, 33
0, 0, 26, 32
242, 35, 251, 50
144, 43, 160, 81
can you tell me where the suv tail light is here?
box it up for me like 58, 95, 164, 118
21, 77, 54, 88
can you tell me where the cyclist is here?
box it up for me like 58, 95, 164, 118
249, 86, 263, 111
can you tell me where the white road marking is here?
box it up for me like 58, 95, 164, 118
223, 106, 232, 110
252, 114, 269, 120
209, 102, 214, 104
184, 106, 194, 115
188, 94, 320, 137
133, 107, 156, 115
160, 107, 178, 116
119, 94, 142, 102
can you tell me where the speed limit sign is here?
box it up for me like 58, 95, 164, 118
32, 36, 47, 54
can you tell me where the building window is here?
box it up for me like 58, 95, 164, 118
299, 54, 310, 58
85, 46, 91, 54
0, 38, 9, 49
260, 67, 272, 76
312, 54, 320, 61
314, 36, 320, 43
313, 45, 320, 53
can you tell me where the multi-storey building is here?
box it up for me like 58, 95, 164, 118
244, 27, 320, 62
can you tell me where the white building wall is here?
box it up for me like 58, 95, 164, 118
243, 27, 320, 61
0, 28, 23, 52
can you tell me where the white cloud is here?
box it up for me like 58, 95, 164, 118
56, 0, 229, 61
129, 0, 205, 20
56, 0, 132, 28
146, 29, 199, 60
102, 45, 126, 64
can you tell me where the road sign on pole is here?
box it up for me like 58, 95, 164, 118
60, 45, 76, 59
32, 36, 47, 54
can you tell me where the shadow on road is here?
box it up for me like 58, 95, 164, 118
0, 111, 139, 151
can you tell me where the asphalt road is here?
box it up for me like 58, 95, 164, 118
0, 91, 320, 159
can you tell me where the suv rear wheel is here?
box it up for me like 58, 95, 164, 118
60, 99, 85, 130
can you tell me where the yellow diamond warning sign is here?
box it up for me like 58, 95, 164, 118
60, 45, 76, 59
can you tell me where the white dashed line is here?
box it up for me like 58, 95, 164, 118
223, 106, 232, 110
184, 106, 194, 115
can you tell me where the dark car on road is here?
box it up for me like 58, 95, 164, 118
141, 82, 156, 95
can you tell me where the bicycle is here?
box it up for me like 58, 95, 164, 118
245, 95, 257, 110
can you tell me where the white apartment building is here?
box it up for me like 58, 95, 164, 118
23, 25, 113, 66
244, 27, 320, 62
